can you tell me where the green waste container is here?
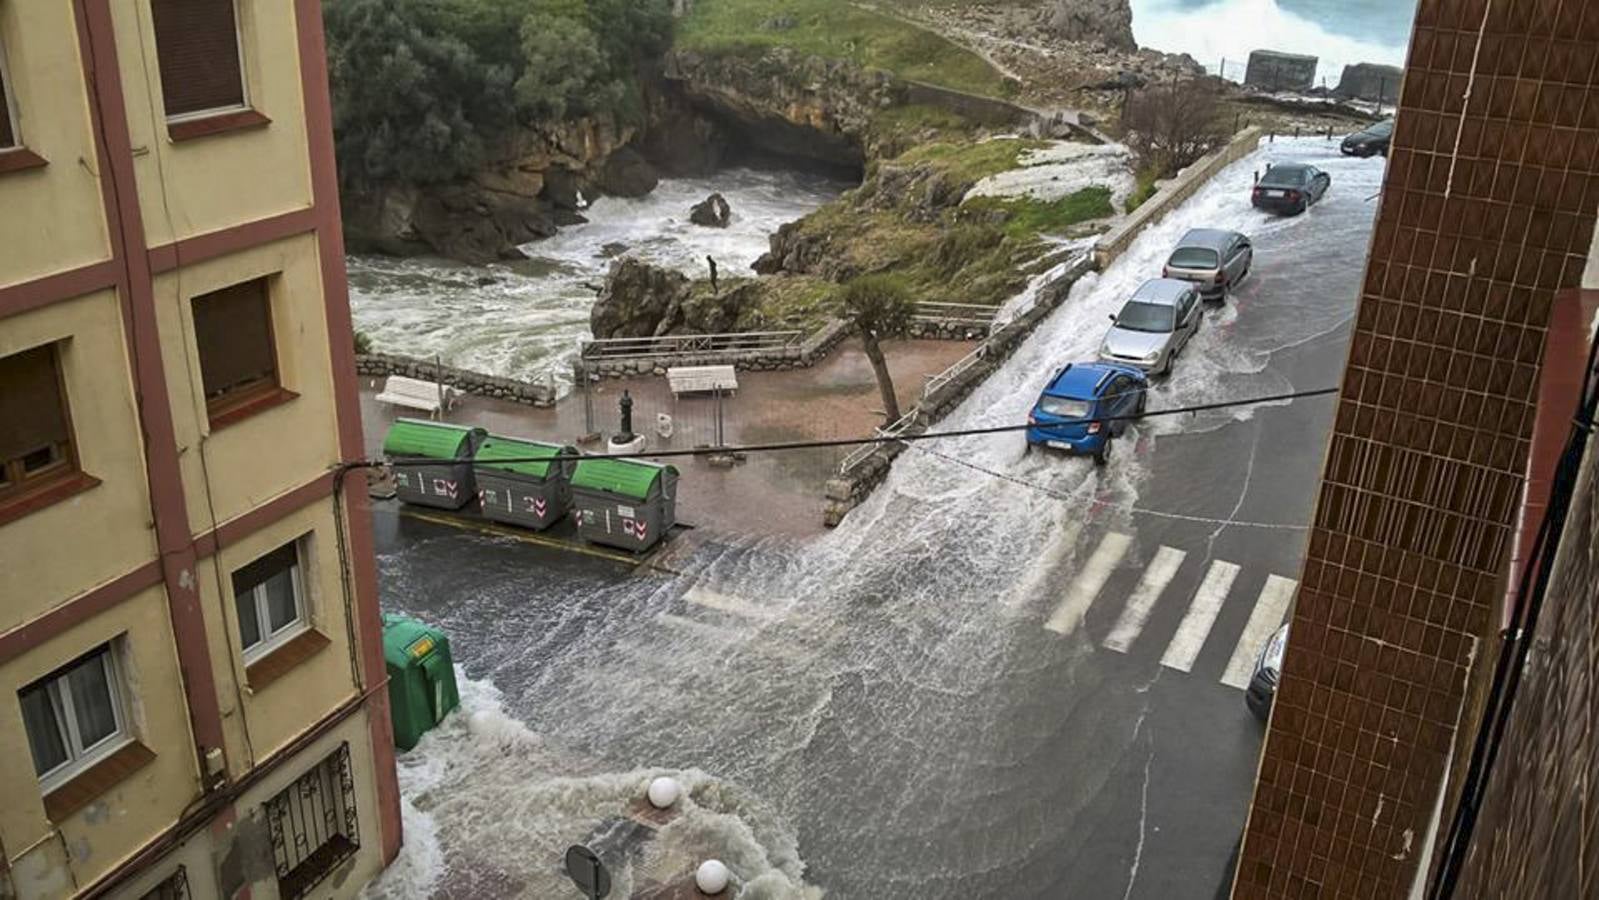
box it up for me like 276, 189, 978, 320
382, 418, 487, 510
570, 458, 678, 552
382, 614, 460, 751
472, 435, 579, 530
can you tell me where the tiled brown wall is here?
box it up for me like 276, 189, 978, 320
1233, 0, 1599, 897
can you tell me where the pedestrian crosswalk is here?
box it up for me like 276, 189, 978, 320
1063, 531, 1298, 692
649, 531, 1298, 695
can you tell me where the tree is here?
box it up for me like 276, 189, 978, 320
1121, 77, 1227, 177
837, 275, 916, 424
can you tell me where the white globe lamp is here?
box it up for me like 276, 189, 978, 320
646, 776, 682, 810
695, 859, 730, 894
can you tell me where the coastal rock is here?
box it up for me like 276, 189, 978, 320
1336, 63, 1403, 103
1246, 50, 1319, 93
1045, 0, 1136, 52
639, 85, 730, 176
689, 193, 732, 228
663, 47, 895, 172
595, 146, 661, 197
541, 167, 588, 210
343, 183, 556, 264
592, 258, 689, 339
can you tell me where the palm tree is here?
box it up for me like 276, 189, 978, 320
838, 275, 915, 424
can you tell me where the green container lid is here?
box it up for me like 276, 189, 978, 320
383, 418, 477, 460
571, 458, 675, 501
382, 613, 444, 668
474, 436, 567, 479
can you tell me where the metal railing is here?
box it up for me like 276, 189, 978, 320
922, 344, 986, 400
911, 302, 1001, 328
838, 407, 921, 475
579, 330, 806, 363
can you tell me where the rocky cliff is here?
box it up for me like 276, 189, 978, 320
1046, 0, 1136, 52
662, 47, 903, 173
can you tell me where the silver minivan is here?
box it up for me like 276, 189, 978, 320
1163, 228, 1252, 301
1099, 278, 1203, 376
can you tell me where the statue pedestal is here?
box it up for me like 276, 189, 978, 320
607, 434, 646, 456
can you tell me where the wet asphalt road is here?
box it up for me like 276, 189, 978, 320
370, 140, 1381, 899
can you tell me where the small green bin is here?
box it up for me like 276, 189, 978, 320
382, 614, 460, 752
383, 418, 486, 510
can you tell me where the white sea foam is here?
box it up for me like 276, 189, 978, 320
1131, 0, 1409, 88
346, 169, 844, 383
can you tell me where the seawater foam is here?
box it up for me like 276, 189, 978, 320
363, 668, 823, 898
346, 168, 845, 384
1131, 0, 1410, 88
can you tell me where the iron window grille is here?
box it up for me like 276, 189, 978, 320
139, 866, 190, 900
266, 743, 360, 900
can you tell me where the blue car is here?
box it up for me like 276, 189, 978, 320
1025, 362, 1148, 464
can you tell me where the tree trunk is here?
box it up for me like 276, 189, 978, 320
861, 332, 901, 423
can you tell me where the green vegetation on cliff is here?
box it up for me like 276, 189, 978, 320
325, 0, 673, 188
677, 0, 1010, 96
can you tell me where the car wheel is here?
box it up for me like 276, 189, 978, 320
1094, 437, 1112, 466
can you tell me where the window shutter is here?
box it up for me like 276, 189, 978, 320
0, 57, 14, 147
192, 278, 277, 400
150, 0, 245, 117
231, 541, 299, 595
0, 345, 70, 462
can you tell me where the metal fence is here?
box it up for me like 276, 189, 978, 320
912, 302, 1001, 329
837, 407, 921, 475
578, 330, 806, 362
923, 344, 987, 399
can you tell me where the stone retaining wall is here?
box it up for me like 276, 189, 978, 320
907, 320, 991, 341
576, 319, 850, 379
356, 352, 557, 407
1093, 126, 1263, 269
822, 255, 1095, 526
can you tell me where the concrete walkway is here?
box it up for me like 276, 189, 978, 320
359, 337, 976, 538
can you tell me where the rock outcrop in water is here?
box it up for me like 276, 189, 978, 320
689, 193, 732, 228
592, 258, 763, 338
1045, 0, 1136, 52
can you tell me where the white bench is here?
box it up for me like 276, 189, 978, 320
667, 365, 738, 397
375, 375, 458, 418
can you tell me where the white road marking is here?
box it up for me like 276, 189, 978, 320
1045, 531, 1132, 635
1006, 521, 1083, 609
1159, 560, 1241, 672
1103, 546, 1188, 653
684, 586, 779, 621
1219, 575, 1298, 689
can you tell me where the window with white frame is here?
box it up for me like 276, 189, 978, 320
231, 539, 308, 662
18, 644, 132, 790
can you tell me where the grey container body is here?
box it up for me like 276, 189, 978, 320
571, 471, 678, 552
475, 469, 573, 530
395, 461, 480, 510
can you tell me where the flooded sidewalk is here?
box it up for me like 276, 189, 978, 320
358, 337, 977, 539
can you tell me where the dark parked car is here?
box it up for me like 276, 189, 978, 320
1163, 228, 1253, 301
1341, 119, 1394, 157
1245, 624, 1288, 721
1251, 163, 1330, 215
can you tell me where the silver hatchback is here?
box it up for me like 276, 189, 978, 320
1163, 228, 1252, 301
1099, 278, 1203, 376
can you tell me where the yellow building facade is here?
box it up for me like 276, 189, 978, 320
0, 2, 401, 898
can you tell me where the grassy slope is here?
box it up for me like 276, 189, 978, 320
676, 0, 1010, 96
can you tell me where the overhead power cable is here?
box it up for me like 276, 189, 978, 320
345, 385, 1340, 471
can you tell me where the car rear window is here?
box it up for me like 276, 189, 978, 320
1169, 247, 1220, 269
1038, 396, 1091, 418
1260, 167, 1307, 187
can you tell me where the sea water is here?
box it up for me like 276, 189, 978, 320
1131, 0, 1418, 87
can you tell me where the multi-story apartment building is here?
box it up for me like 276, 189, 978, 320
0, 2, 400, 897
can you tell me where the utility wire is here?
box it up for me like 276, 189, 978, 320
348, 385, 1340, 471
